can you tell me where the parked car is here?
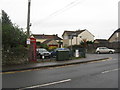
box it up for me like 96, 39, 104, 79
95, 47, 115, 54
36, 48, 51, 58
50, 48, 70, 57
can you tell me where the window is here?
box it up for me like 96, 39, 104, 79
63, 36, 68, 39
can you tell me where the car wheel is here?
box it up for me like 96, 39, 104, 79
97, 51, 100, 54
39, 55, 42, 59
109, 51, 113, 54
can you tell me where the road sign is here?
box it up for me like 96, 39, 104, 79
27, 38, 30, 44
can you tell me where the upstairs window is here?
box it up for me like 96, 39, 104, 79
63, 36, 68, 39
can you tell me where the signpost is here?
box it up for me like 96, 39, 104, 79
27, 38, 30, 45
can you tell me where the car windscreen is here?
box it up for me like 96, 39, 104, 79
39, 49, 48, 52
55, 48, 70, 51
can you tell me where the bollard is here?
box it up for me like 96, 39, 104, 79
75, 49, 79, 57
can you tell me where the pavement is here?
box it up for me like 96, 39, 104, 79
2, 54, 110, 72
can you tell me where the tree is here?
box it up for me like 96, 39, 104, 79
2, 10, 28, 65
80, 39, 94, 48
80, 39, 87, 48
2, 10, 27, 50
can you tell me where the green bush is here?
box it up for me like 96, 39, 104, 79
2, 10, 28, 65
2, 46, 28, 65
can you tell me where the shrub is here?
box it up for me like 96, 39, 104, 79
2, 46, 28, 65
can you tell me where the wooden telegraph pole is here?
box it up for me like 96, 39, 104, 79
27, 0, 31, 37
27, 0, 31, 61
26, 0, 37, 62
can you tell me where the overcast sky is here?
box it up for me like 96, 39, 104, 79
1, 0, 119, 39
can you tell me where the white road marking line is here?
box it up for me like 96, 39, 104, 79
20, 79, 71, 89
101, 68, 120, 74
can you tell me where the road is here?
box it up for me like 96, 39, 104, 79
2, 54, 119, 89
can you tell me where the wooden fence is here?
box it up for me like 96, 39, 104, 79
86, 42, 120, 53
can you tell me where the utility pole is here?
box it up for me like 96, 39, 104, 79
27, 0, 31, 37
27, 0, 31, 61
118, 1, 120, 28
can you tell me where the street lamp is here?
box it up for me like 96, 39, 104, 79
73, 32, 77, 45
116, 32, 119, 42
69, 33, 77, 58
68, 35, 73, 51
69, 35, 73, 59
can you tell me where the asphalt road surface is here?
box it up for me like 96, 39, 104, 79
2, 54, 119, 89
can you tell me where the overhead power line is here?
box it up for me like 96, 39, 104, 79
38, 0, 86, 24
49, 0, 80, 17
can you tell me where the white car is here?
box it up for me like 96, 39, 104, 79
96, 47, 115, 54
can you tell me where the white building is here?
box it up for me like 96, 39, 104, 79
62, 29, 94, 47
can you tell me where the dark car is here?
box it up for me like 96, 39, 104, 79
50, 48, 70, 57
36, 48, 51, 59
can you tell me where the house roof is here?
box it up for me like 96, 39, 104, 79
32, 34, 62, 40
94, 39, 108, 43
42, 40, 53, 44
108, 28, 120, 41
62, 29, 94, 37
42, 39, 58, 45
62, 30, 85, 37
115, 28, 120, 33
